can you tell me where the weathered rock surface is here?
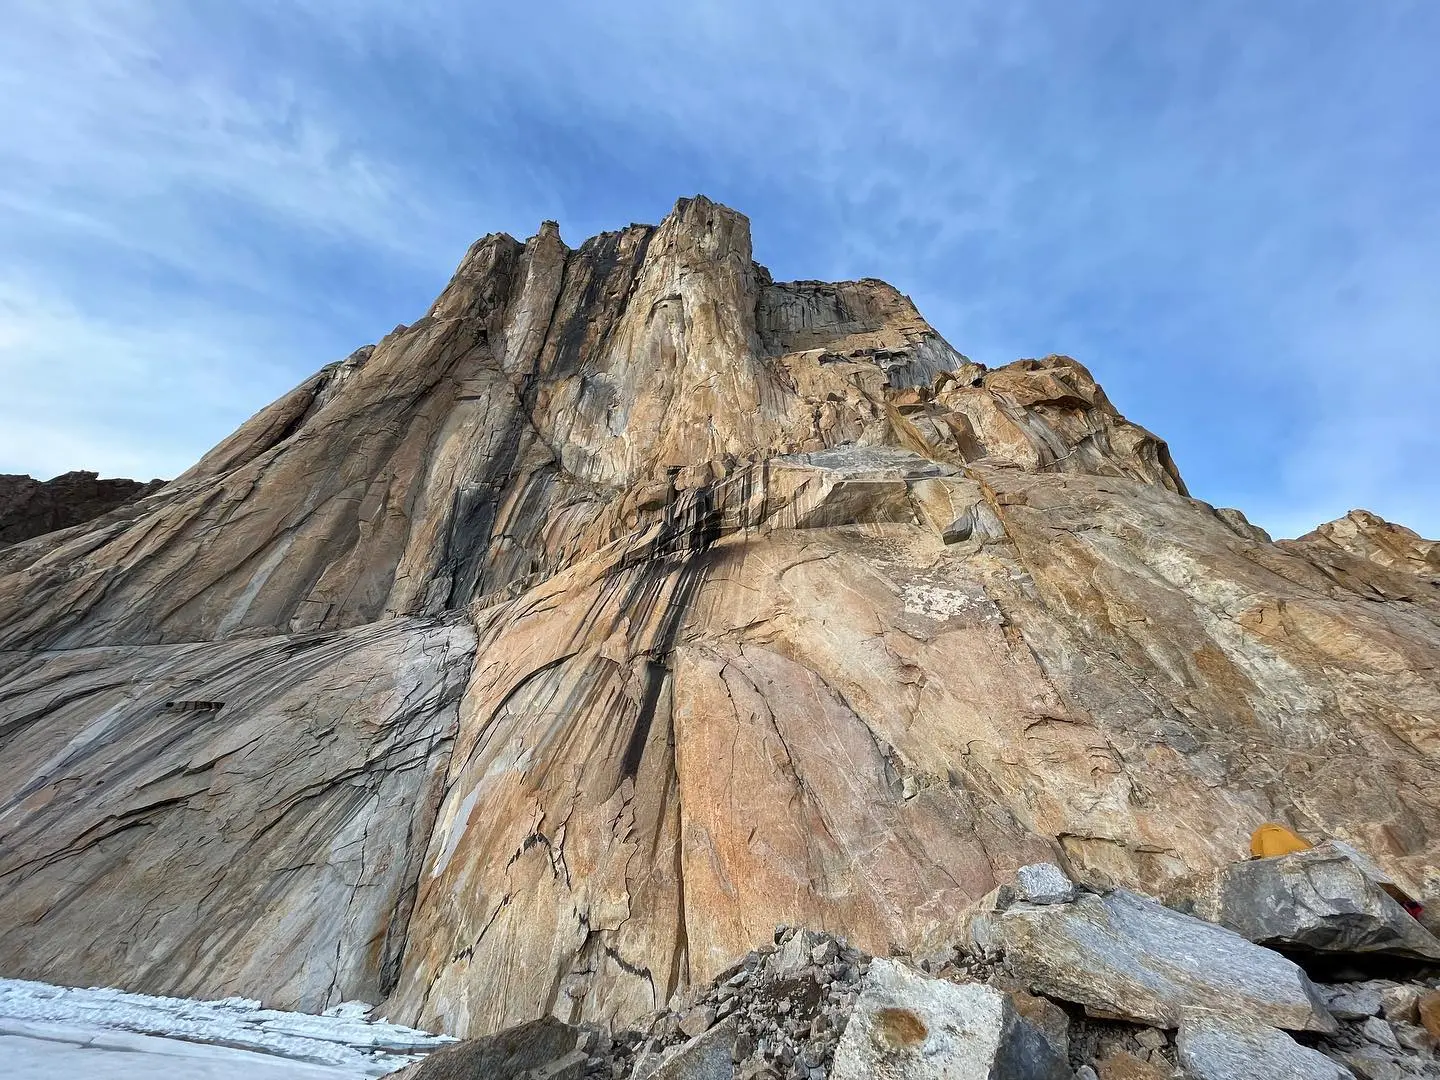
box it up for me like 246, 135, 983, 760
1015, 863, 1077, 906
1422, 991, 1440, 1039
1320, 984, 1387, 1021
383, 1015, 582, 1079
0, 470, 163, 545
963, 868, 1336, 1032
1176, 1016, 1356, 1080
0, 618, 475, 1007
829, 958, 1068, 1080
1182, 843, 1440, 960
635, 1019, 736, 1080
1093, 1050, 1172, 1080
1289, 510, 1440, 583
1, 197, 1438, 1040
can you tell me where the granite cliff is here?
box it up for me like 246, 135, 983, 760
0, 196, 1436, 1041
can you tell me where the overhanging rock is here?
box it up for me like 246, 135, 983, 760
1178, 842, 1440, 962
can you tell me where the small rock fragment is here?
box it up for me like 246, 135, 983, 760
1133, 1027, 1166, 1051
1317, 985, 1384, 1021
1359, 1016, 1400, 1052
773, 931, 826, 977
811, 940, 837, 966
1014, 863, 1078, 905
678, 1006, 717, 1039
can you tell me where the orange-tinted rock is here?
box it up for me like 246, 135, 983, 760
1419, 990, 1440, 1039
1097, 1051, 1170, 1080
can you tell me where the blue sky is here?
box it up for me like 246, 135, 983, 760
2, 2, 1437, 539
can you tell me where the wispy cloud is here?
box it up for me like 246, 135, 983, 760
1, 1, 1436, 538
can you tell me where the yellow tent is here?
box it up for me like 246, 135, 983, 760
1250, 822, 1312, 859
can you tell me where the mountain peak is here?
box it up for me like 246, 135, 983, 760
0, 198, 1435, 1042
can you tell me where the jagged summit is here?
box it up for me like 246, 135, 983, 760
0, 197, 1436, 1041
0, 196, 1181, 647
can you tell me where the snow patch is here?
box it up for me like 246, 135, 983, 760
0, 978, 454, 1078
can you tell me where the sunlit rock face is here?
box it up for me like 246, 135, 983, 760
0, 196, 1436, 1038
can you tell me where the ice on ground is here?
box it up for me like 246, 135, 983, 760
0, 978, 455, 1078
4, 1020, 375, 1080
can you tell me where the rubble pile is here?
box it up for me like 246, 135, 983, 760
602, 928, 871, 1080
390, 856, 1440, 1080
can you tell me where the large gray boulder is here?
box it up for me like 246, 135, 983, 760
1181, 842, 1440, 961
382, 1016, 584, 1079
1176, 1016, 1355, 1080
963, 868, 1336, 1033
830, 958, 1069, 1080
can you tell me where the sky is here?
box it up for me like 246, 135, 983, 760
1, 1, 1437, 539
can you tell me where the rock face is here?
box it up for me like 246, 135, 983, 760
1, 196, 1438, 1040
1182, 842, 1440, 961
0, 470, 163, 545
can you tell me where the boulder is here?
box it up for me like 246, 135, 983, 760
964, 880, 1336, 1032
677, 1004, 717, 1039
634, 1019, 737, 1080
1359, 1016, 1401, 1052
1014, 863, 1077, 905
830, 958, 1069, 1080
1181, 843, 1440, 961
1391, 1021, 1435, 1054
384, 1016, 583, 1080
1176, 1016, 1356, 1080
